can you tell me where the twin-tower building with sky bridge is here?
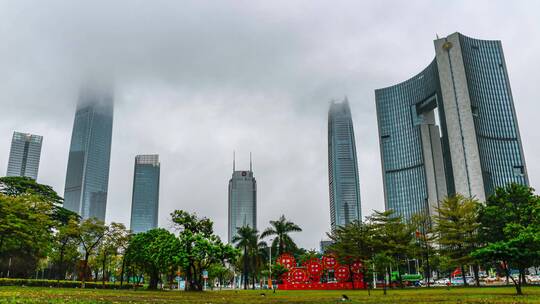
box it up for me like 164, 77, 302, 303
376, 32, 528, 220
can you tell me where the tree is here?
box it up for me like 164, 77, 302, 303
261, 215, 302, 256
77, 218, 108, 288
0, 194, 55, 277
125, 228, 181, 289
0, 176, 78, 226
171, 210, 235, 291
232, 226, 258, 290
368, 210, 414, 288
297, 250, 322, 265
433, 195, 480, 287
52, 217, 80, 281
96, 222, 129, 285
371, 252, 394, 295
409, 213, 436, 287
328, 220, 374, 290
473, 183, 540, 295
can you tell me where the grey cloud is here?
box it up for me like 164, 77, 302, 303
0, 0, 538, 249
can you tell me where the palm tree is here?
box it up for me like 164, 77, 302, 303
232, 226, 258, 290
249, 236, 268, 289
261, 215, 302, 256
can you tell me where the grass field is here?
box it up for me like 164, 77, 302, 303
1, 286, 540, 303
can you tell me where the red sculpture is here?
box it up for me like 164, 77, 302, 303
276, 253, 365, 290
276, 253, 296, 269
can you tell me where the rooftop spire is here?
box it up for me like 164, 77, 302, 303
233, 150, 236, 172
250, 152, 252, 172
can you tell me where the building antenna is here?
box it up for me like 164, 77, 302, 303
249, 152, 252, 172
436, 33, 439, 39
233, 150, 236, 172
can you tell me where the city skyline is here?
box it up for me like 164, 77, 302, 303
376, 32, 528, 221
0, 1, 538, 250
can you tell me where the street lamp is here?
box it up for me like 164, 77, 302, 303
268, 238, 274, 287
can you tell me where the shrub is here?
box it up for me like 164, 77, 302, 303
0, 278, 136, 289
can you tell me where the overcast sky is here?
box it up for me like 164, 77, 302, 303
0, 0, 538, 250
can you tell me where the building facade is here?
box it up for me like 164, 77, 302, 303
6, 131, 43, 180
328, 99, 362, 230
64, 86, 114, 221
228, 157, 257, 243
375, 32, 528, 221
130, 155, 160, 234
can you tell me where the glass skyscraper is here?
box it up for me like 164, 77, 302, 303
64, 86, 114, 221
375, 33, 528, 221
328, 99, 362, 230
6, 131, 43, 180
228, 156, 257, 243
130, 154, 160, 234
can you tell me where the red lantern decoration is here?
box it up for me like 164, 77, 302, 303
276, 254, 296, 269
322, 254, 338, 270
351, 260, 363, 274
290, 268, 308, 283
335, 265, 350, 282
306, 259, 323, 278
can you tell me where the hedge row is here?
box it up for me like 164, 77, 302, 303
0, 278, 137, 289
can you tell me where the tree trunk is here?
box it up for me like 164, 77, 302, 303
424, 248, 431, 288
520, 268, 526, 286
149, 268, 159, 289
119, 257, 126, 287
57, 245, 65, 282
383, 267, 389, 295
473, 264, 480, 287
504, 266, 522, 295
82, 252, 90, 288
397, 262, 404, 288
243, 246, 248, 290
102, 254, 107, 285
460, 265, 468, 286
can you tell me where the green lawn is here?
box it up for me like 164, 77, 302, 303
1, 286, 540, 303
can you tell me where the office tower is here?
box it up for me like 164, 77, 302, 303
375, 32, 528, 221
64, 85, 114, 221
228, 153, 257, 243
328, 99, 362, 230
130, 155, 160, 234
6, 131, 43, 180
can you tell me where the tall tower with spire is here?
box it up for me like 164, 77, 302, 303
228, 152, 257, 243
328, 98, 362, 230
64, 84, 114, 221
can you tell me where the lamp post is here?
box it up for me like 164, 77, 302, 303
268, 238, 274, 288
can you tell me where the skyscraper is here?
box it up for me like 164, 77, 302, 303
228, 154, 257, 243
64, 85, 114, 221
130, 154, 160, 234
6, 131, 43, 180
375, 32, 528, 221
328, 99, 362, 230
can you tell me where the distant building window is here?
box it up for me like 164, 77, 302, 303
513, 166, 525, 176
471, 106, 479, 117
472, 45, 479, 50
